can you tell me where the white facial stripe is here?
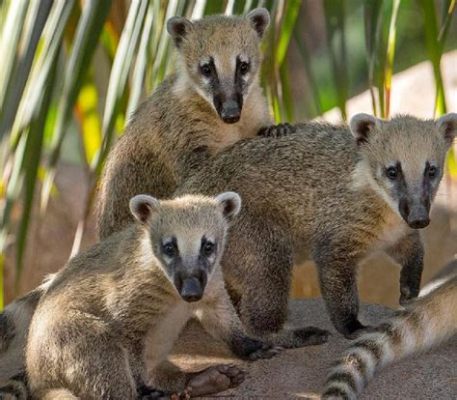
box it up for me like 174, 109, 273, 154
174, 233, 204, 257
238, 54, 249, 63
199, 56, 211, 66
138, 232, 158, 268
350, 160, 402, 216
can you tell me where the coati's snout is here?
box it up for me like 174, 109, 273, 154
213, 94, 242, 124
173, 266, 208, 302
399, 198, 430, 229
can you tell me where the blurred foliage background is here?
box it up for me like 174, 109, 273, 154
0, 0, 456, 308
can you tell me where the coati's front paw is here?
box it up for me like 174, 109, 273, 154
245, 341, 283, 361
399, 285, 419, 306
345, 325, 376, 340
293, 326, 331, 347
337, 319, 369, 340
258, 123, 296, 137
137, 385, 170, 399
185, 364, 244, 397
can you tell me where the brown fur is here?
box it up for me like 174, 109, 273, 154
97, 9, 272, 239
26, 193, 278, 400
174, 114, 457, 339
0, 276, 55, 399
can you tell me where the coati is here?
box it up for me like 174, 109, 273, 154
0, 276, 55, 400
97, 8, 279, 240
321, 260, 457, 400
174, 113, 457, 339
26, 192, 281, 400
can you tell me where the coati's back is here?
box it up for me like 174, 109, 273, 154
177, 115, 455, 241
97, 9, 271, 240
178, 122, 363, 231
322, 273, 457, 400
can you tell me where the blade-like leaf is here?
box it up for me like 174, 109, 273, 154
0, 0, 28, 107
149, 0, 186, 89
0, 0, 53, 140
420, 0, 443, 115
41, 0, 112, 212
127, 2, 156, 118
93, 0, 148, 174
14, 59, 58, 288
275, 0, 300, 67
384, 0, 400, 118
11, 0, 74, 146
363, 0, 383, 116
323, 0, 348, 120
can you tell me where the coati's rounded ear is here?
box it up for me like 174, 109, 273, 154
129, 194, 160, 224
350, 113, 380, 146
215, 192, 242, 222
246, 8, 270, 38
167, 16, 193, 48
436, 113, 457, 145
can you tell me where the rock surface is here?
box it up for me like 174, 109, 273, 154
171, 299, 457, 399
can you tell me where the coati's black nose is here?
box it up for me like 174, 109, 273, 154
399, 199, 430, 229
180, 276, 203, 302
220, 99, 241, 123
407, 217, 430, 229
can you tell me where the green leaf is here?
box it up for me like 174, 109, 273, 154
9, 0, 74, 148
324, 0, 348, 120
41, 0, 112, 212
0, 0, 28, 107
275, 0, 301, 67
92, 0, 148, 175
14, 59, 58, 288
127, 2, 156, 118
0, 0, 53, 140
420, 0, 443, 115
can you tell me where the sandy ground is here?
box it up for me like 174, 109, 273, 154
170, 299, 457, 399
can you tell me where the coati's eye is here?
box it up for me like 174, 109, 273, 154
428, 165, 438, 179
239, 61, 250, 75
386, 166, 398, 180
199, 64, 212, 77
201, 239, 216, 257
162, 241, 177, 258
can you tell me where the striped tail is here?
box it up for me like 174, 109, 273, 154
322, 275, 457, 400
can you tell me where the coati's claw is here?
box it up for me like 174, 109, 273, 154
399, 286, 419, 306
170, 390, 191, 400
186, 364, 245, 397
247, 343, 283, 361
344, 325, 374, 340
258, 123, 296, 138
293, 326, 331, 346
138, 385, 169, 399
